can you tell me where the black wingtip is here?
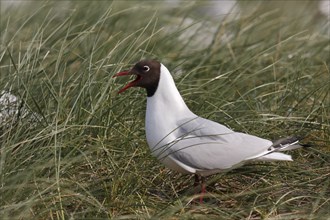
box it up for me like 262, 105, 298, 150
290, 135, 313, 148
300, 143, 313, 148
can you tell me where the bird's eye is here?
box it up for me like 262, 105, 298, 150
143, 65, 150, 72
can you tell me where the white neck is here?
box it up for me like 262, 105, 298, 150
145, 64, 195, 149
147, 64, 192, 116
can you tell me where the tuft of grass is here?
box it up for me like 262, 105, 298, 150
1, 1, 329, 219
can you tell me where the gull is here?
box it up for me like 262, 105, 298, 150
113, 60, 304, 202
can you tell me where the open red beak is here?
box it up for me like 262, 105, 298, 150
113, 70, 142, 94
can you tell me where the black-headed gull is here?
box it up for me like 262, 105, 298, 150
114, 60, 303, 202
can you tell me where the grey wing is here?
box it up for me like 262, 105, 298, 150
168, 117, 273, 170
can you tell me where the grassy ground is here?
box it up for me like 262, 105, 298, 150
0, 1, 329, 219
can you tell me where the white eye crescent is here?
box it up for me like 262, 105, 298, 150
143, 65, 150, 72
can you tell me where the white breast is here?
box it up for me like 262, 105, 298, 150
145, 64, 196, 173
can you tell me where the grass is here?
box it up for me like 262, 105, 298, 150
0, 0, 329, 219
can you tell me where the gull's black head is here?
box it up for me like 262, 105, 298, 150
114, 60, 161, 97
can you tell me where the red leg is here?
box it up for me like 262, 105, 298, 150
193, 174, 200, 203
199, 176, 206, 204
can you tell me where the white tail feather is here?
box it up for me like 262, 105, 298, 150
257, 152, 293, 161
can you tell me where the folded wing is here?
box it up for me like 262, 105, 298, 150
164, 117, 289, 172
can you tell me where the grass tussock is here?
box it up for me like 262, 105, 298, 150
0, 1, 329, 219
